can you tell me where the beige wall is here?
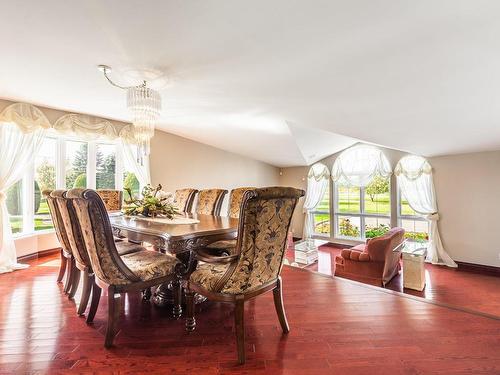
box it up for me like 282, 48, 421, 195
280, 145, 500, 267
149, 129, 280, 214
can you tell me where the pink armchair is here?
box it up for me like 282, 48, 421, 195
334, 227, 405, 286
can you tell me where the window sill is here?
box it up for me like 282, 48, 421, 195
13, 229, 55, 240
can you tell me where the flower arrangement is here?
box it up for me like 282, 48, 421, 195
123, 184, 178, 218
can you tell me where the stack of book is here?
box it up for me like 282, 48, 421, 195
293, 240, 318, 265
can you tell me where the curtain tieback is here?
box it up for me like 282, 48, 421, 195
426, 212, 439, 221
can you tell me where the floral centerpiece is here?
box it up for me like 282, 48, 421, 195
123, 184, 178, 219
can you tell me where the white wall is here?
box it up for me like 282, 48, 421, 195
279, 146, 500, 267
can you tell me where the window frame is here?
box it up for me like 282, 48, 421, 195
310, 182, 331, 237
333, 181, 392, 240
11, 133, 126, 238
396, 189, 429, 242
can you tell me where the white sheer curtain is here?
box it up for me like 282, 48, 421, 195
395, 155, 457, 267
303, 163, 330, 239
121, 139, 151, 188
0, 104, 49, 273
332, 144, 392, 187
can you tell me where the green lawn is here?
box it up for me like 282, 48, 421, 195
9, 200, 54, 233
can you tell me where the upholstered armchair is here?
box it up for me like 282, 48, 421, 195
96, 189, 123, 212
334, 227, 405, 286
205, 187, 255, 254
195, 188, 228, 216
43, 190, 75, 295
174, 188, 198, 213
67, 188, 181, 347
185, 187, 305, 364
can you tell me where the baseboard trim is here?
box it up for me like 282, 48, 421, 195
17, 247, 61, 262
456, 261, 500, 277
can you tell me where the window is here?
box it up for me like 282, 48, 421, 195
334, 176, 391, 240
6, 133, 129, 236
398, 195, 429, 242
311, 184, 330, 235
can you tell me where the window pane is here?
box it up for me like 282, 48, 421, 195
400, 196, 417, 216
364, 176, 390, 215
313, 185, 330, 235
401, 219, 429, 241
34, 138, 57, 231
337, 185, 360, 213
365, 217, 391, 238
96, 144, 116, 189
337, 216, 361, 238
66, 141, 88, 189
6, 180, 23, 234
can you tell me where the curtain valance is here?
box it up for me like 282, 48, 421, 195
394, 155, 432, 180
0, 102, 138, 144
308, 163, 330, 181
331, 145, 392, 187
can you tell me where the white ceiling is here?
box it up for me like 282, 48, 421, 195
2, 0, 500, 167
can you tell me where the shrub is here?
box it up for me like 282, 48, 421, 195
73, 173, 87, 188
124, 172, 140, 197
365, 224, 390, 239
405, 231, 429, 242
6, 182, 22, 215
339, 218, 360, 237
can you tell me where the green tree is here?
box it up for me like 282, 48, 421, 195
96, 153, 115, 189
6, 181, 22, 215
365, 176, 389, 202
66, 143, 88, 188
36, 161, 55, 191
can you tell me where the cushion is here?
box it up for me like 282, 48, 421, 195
121, 250, 179, 282
206, 239, 237, 250
190, 262, 230, 292
116, 241, 146, 256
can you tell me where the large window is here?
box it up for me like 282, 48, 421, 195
311, 184, 330, 235
398, 195, 429, 242
334, 176, 391, 240
5, 133, 140, 236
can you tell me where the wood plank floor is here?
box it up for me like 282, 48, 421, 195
1, 253, 499, 374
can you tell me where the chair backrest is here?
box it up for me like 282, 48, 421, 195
43, 190, 72, 255
174, 188, 198, 213
96, 190, 123, 212
366, 227, 405, 262
51, 190, 91, 268
218, 187, 304, 294
67, 188, 140, 286
228, 187, 256, 219
196, 189, 228, 216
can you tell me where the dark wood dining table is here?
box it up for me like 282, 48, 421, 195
109, 213, 239, 307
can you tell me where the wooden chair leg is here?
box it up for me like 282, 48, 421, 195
234, 297, 246, 365
63, 256, 73, 294
77, 270, 92, 316
141, 287, 152, 302
86, 280, 101, 324
57, 249, 67, 283
273, 276, 290, 333
185, 289, 196, 332
68, 262, 80, 300
105, 286, 121, 348
172, 279, 182, 319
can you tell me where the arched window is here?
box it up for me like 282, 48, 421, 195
332, 145, 392, 240
303, 163, 330, 238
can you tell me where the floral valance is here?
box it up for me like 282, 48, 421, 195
331, 144, 392, 187
0, 102, 137, 143
308, 163, 330, 181
394, 155, 432, 181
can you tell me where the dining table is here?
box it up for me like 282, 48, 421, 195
109, 212, 239, 308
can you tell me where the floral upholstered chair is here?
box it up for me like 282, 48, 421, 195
67, 188, 181, 347
195, 188, 228, 216
43, 190, 75, 295
205, 187, 255, 254
96, 190, 123, 212
174, 188, 198, 213
185, 187, 305, 364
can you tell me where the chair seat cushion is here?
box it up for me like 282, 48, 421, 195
121, 250, 179, 281
190, 262, 230, 291
206, 239, 237, 250
116, 241, 146, 256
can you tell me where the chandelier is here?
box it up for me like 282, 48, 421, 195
98, 65, 162, 160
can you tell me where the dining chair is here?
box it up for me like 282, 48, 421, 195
184, 187, 305, 364
174, 188, 198, 213
67, 188, 181, 347
96, 189, 123, 212
195, 188, 228, 216
205, 187, 255, 253
43, 190, 75, 296
51, 190, 145, 319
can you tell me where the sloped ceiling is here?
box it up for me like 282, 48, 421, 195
1, 1, 500, 166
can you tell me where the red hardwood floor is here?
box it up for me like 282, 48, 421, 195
1, 253, 500, 374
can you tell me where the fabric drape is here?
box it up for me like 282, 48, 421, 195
0, 104, 50, 273
332, 144, 392, 187
121, 139, 151, 189
303, 163, 330, 239
395, 155, 456, 268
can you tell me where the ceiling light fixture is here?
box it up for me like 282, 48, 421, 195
98, 65, 161, 159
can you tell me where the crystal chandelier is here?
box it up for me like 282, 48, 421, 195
98, 65, 162, 160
